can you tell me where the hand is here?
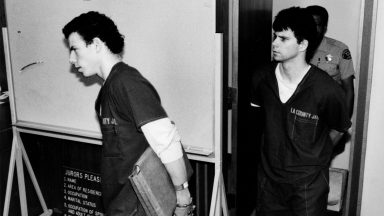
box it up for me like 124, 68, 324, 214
174, 203, 195, 216
176, 188, 191, 205
174, 189, 195, 216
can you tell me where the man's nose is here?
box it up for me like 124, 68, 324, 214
69, 52, 76, 65
272, 40, 278, 48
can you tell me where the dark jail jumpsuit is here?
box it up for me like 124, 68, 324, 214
250, 62, 351, 216
95, 62, 168, 216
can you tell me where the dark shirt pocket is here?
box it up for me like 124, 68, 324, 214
101, 125, 122, 157
289, 114, 318, 145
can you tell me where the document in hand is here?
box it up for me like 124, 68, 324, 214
129, 147, 193, 216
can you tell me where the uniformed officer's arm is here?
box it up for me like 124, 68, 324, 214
339, 48, 355, 118
141, 118, 192, 207
341, 77, 355, 118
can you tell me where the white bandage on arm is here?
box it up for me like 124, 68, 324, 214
141, 118, 183, 163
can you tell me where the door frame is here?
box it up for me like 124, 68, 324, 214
345, 0, 377, 215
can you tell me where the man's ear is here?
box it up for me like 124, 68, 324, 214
299, 39, 309, 52
92, 37, 104, 52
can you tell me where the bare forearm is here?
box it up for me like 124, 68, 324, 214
164, 157, 188, 185
341, 77, 355, 118
346, 90, 354, 118
141, 118, 192, 206
164, 158, 192, 206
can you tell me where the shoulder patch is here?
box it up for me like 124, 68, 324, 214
342, 49, 352, 60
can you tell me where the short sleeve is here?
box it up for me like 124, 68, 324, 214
114, 77, 168, 128
321, 85, 352, 132
339, 48, 355, 80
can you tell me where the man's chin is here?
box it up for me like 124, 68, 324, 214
80, 72, 97, 78
273, 57, 281, 62
77, 69, 88, 76
82, 74, 93, 78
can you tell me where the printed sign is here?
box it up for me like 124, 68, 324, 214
63, 166, 104, 216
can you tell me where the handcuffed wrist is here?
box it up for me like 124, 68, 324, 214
175, 181, 189, 191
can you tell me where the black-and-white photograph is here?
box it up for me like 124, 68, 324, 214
0, 0, 382, 215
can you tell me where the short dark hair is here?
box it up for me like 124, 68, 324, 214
306, 5, 329, 27
62, 11, 124, 54
273, 7, 318, 63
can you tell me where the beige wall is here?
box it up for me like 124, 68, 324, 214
273, 0, 363, 169
361, 1, 384, 215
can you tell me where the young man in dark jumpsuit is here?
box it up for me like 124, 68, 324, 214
250, 7, 351, 216
63, 11, 193, 216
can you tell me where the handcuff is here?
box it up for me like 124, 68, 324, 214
174, 198, 195, 216
174, 182, 195, 216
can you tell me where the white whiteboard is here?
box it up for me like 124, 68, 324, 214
4, 0, 220, 155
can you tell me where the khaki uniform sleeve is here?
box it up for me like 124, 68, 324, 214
339, 48, 355, 80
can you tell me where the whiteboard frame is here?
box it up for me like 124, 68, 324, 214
3, 27, 223, 163
3, 0, 221, 157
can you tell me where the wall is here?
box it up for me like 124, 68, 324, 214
272, 0, 363, 169
0, 0, 7, 91
360, 1, 384, 215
